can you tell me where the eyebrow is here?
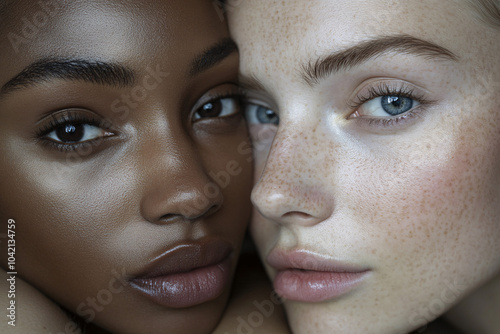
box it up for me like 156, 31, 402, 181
189, 38, 238, 77
0, 58, 136, 97
302, 34, 458, 86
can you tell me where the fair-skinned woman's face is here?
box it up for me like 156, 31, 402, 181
0, 1, 252, 333
229, 0, 500, 332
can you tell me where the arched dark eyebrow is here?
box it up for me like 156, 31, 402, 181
189, 38, 238, 77
0, 58, 136, 97
302, 34, 459, 86
0, 38, 238, 99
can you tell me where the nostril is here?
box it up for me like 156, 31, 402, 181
158, 213, 182, 223
203, 204, 220, 218
158, 205, 220, 223
184, 203, 221, 221
282, 211, 313, 219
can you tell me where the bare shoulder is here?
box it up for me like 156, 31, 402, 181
1, 269, 78, 333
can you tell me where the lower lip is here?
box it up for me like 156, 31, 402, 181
131, 258, 231, 308
274, 269, 369, 302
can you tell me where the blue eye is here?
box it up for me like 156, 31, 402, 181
358, 95, 420, 117
246, 104, 279, 125
380, 96, 414, 115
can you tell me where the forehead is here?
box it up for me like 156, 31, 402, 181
229, 0, 484, 78
0, 0, 227, 80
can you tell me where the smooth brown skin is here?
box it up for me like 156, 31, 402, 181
0, 1, 253, 333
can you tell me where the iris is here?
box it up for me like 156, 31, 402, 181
381, 96, 414, 116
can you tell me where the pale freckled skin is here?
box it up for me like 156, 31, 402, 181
230, 0, 500, 333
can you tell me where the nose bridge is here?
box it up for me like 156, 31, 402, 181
252, 118, 335, 226
139, 126, 223, 224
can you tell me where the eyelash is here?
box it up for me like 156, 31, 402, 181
35, 112, 108, 152
198, 91, 247, 114
349, 82, 434, 128
209, 89, 247, 102
191, 90, 248, 126
34, 90, 248, 153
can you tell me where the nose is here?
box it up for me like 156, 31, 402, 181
251, 122, 335, 227
139, 132, 223, 225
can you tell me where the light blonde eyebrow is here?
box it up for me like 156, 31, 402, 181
301, 34, 459, 86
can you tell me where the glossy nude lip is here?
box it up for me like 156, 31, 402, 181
268, 249, 370, 302
130, 239, 233, 308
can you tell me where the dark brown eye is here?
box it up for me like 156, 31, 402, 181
197, 100, 223, 118
55, 124, 85, 143
193, 97, 242, 121
46, 123, 108, 144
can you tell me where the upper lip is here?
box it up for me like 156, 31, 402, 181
267, 248, 370, 273
133, 238, 233, 279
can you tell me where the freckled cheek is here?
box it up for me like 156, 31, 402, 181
352, 152, 485, 264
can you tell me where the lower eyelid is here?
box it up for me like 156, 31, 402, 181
39, 130, 116, 154
38, 139, 93, 153
352, 104, 428, 130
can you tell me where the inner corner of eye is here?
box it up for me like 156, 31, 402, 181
347, 110, 361, 119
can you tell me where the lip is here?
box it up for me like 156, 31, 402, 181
131, 238, 233, 308
268, 249, 370, 302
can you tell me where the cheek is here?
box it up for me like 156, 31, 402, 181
347, 116, 500, 283
198, 124, 254, 226
0, 157, 135, 305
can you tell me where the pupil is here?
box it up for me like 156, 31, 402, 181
200, 101, 222, 118
389, 96, 402, 106
257, 107, 279, 125
56, 124, 84, 142
381, 96, 413, 116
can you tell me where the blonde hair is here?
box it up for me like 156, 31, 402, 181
460, 0, 500, 29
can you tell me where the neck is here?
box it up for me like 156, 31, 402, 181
444, 273, 500, 334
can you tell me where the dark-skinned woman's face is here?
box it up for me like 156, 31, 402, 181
0, 1, 252, 333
